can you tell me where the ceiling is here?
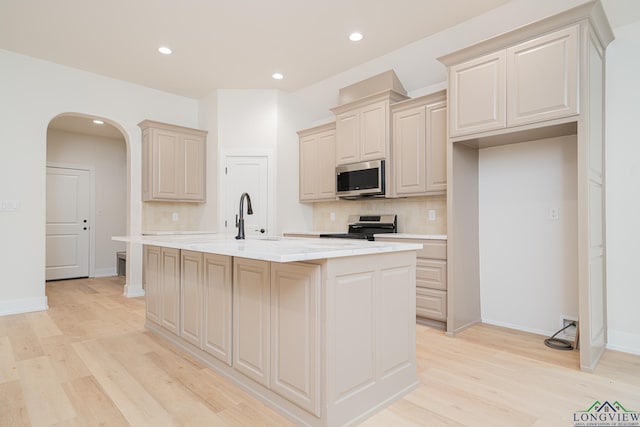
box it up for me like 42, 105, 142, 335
5, 0, 639, 138
1, 0, 513, 98
48, 115, 125, 139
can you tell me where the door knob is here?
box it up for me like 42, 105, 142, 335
260, 228, 265, 234
83, 227, 87, 230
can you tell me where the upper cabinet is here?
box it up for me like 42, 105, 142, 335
448, 25, 578, 138
331, 90, 408, 165
298, 122, 336, 203
391, 90, 447, 196
139, 120, 207, 202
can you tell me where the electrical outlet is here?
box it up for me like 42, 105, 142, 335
428, 210, 436, 221
549, 207, 559, 220
172, 212, 179, 222
330, 212, 335, 221
560, 317, 578, 339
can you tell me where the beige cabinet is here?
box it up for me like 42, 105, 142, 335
391, 91, 447, 196
506, 25, 578, 127
298, 122, 336, 202
203, 254, 233, 365
180, 250, 203, 348
376, 237, 448, 323
143, 245, 181, 335
233, 258, 271, 387
160, 247, 181, 335
143, 245, 162, 325
331, 90, 408, 166
449, 51, 506, 137
139, 120, 207, 202
270, 262, 321, 416
448, 25, 578, 138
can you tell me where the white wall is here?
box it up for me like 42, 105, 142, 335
479, 136, 579, 336
216, 90, 279, 235
605, 20, 640, 354
46, 129, 127, 276
0, 49, 198, 312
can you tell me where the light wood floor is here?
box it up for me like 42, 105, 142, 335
1, 277, 639, 426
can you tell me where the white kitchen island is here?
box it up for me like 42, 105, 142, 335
114, 235, 421, 426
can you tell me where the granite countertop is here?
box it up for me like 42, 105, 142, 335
113, 234, 422, 263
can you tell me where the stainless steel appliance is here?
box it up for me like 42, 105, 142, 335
319, 214, 397, 241
336, 160, 385, 198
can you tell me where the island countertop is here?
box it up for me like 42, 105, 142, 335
113, 234, 422, 263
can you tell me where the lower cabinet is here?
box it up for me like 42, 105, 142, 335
376, 237, 448, 324
143, 245, 181, 335
202, 254, 233, 365
232, 258, 322, 416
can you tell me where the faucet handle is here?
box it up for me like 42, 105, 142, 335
235, 214, 239, 228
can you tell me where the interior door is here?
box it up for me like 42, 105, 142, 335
46, 167, 90, 280
224, 156, 268, 237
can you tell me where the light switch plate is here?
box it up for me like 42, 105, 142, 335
428, 210, 436, 221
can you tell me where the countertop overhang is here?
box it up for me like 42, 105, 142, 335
113, 234, 423, 263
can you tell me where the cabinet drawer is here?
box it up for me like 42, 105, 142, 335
416, 259, 447, 291
416, 288, 447, 321
416, 240, 447, 260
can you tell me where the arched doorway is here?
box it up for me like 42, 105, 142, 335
45, 114, 128, 284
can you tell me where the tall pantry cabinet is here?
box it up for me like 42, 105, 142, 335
438, 1, 613, 371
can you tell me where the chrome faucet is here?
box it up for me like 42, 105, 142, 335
235, 192, 253, 239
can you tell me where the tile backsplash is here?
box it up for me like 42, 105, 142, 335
142, 202, 211, 233
312, 195, 446, 234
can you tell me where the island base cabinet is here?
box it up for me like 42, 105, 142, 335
325, 252, 417, 426
270, 262, 321, 417
233, 258, 271, 388
143, 245, 180, 335
203, 254, 232, 365
144, 250, 418, 427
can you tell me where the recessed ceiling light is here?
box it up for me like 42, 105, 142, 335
92, 119, 104, 125
349, 32, 363, 42
272, 72, 284, 80
158, 46, 172, 55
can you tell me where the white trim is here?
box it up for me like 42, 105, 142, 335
607, 330, 640, 356
0, 297, 48, 316
93, 267, 117, 278
46, 162, 96, 278
123, 284, 145, 298
481, 318, 556, 338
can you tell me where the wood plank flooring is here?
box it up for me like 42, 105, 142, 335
1, 276, 638, 426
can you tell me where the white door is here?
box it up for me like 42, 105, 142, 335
224, 156, 268, 238
46, 167, 90, 280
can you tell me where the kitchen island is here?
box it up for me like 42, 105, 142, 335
114, 235, 421, 426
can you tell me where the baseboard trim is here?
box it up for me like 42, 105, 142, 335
607, 330, 640, 356
0, 296, 48, 316
93, 267, 116, 278
481, 318, 555, 338
123, 284, 145, 298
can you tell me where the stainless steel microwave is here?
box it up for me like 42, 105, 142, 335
336, 160, 385, 198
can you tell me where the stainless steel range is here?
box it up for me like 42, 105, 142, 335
319, 214, 397, 241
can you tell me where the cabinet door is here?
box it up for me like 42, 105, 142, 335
360, 101, 387, 161
181, 135, 206, 201
233, 258, 270, 387
180, 250, 203, 348
143, 245, 161, 325
335, 112, 359, 165
393, 105, 426, 195
151, 128, 181, 199
299, 135, 317, 201
425, 100, 447, 192
160, 247, 180, 335
507, 25, 578, 127
449, 50, 506, 137
316, 130, 336, 199
270, 263, 321, 416
203, 254, 232, 365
